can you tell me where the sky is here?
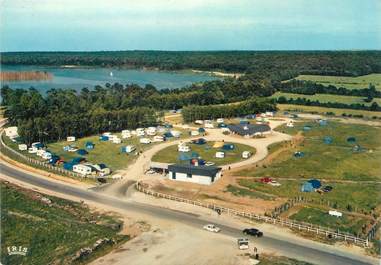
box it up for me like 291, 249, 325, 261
0, 0, 380, 51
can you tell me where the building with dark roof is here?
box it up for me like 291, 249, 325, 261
167, 164, 222, 185
227, 123, 271, 137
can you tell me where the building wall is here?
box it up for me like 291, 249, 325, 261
167, 171, 213, 185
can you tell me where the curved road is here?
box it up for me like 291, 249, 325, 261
0, 162, 376, 265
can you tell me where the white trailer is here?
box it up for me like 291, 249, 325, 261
215, 151, 225, 158
153, 135, 164, 142
67, 136, 76, 142
140, 138, 151, 144
112, 137, 122, 144
242, 151, 252, 159
42, 152, 52, 160
18, 144, 28, 151
73, 164, 92, 176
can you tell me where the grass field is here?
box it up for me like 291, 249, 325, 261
259, 254, 315, 265
238, 121, 381, 181
293, 74, 381, 90
152, 141, 256, 166
289, 207, 368, 235
1, 181, 128, 265
277, 104, 381, 118
272, 92, 381, 106
4, 129, 191, 172
238, 179, 381, 214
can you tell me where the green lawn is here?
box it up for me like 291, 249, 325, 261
1, 181, 128, 265
152, 141, 256, 166
277, 104, 381, 118
290, 207, 368, 235
238, 179, 381, 214
272, 92, 381, 106
259, 254, 315, 265
293, 74, 381, 90
5, 129, 192, 172
239, 121, 381, 181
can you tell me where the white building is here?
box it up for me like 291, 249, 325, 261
167, 164, 222, 185
73, 164, 92, 176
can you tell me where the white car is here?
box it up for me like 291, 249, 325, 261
203, 224, 221, 233
268, 180, 281, 186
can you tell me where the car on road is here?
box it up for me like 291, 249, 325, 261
203, 224, 221, 233
243, 228, 263, 237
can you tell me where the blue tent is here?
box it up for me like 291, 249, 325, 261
63, 162, 74, 171
164, 132, 173, 138
198, 127, 206, 133
319, 120, 328, 126
85, 141, 94, 149
71, 157, 85, 164
323, 136, 333, 144
222, 144, 235, 151
191, 152, 200, 158
294, 151, 305, 158
77, 149, 88, 155
198, 159, 206, 165
99, 135, 109, 141
301, 182, 314, 192
193, 138, 206, 145
308, 179, 321, 189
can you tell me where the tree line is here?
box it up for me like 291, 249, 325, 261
276, 96, 381, 112
182, 97, 276, 123
279, 79, 381, 99
2, 50, 380, 78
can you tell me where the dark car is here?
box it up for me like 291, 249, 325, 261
243, 228, 263, 237
323, 186, 333, 192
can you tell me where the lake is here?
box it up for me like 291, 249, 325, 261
0, 65, 219, 92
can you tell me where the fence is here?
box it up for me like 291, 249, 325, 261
135, 182, 369, 248
0, 131, 99, 179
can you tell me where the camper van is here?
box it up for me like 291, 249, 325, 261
216, 118, 224, 124
36, 149, 46, 157
67, 136, 76, 142
137, 130, 145, 137
190, 130, 200, 136
215, 151, 225, 158
102, 132, 112, 137
153, 135, 165, 142
112, 137, 122, 144
204, 123, 214, 128
140, 138, 151, 144
73, 164, 92, 176
194, 120, 203, 125
28, 147, 38, 153
146, 127, 157, 136
170, 130, 181, 138
18, 144, 28, 151
122, 145, 136, 153
242, 151, 252, 159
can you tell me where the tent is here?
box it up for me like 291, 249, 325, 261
63, 162, 74, 171
218, 123, 227, 128
347, 137, 356, 143
77, 149, 88, 155
99, 135, 109, 141
308, 179, 321, 189
192, 138, 206, 145
294, 151, 305, 158
323, 136, 333, 144
198, 127, 206, 133
222, 144, 235, 151
191, 152, 200, 158
303, 125, 312, 131
213, 141, 224, 148
301, 182, 314, 192
71, 157, 85, 164
319, 120, 328, 126
163, 132, 173, 138
85, 141, 94, 149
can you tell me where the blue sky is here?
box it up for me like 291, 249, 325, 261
1, 0, 380, 51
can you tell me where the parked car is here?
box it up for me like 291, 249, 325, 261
268, 180, 281, 186
203, 224, 220, 233
323, 186, 333, 192
242, 228, 263, 237
237, 238, 249, 250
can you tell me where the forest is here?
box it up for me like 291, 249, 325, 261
2, 50, 381, 79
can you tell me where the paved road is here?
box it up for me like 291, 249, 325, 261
0, 162, 376, 265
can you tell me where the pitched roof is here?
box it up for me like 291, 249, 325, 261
168, 164, 221, 177
227, 123, 271, 136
